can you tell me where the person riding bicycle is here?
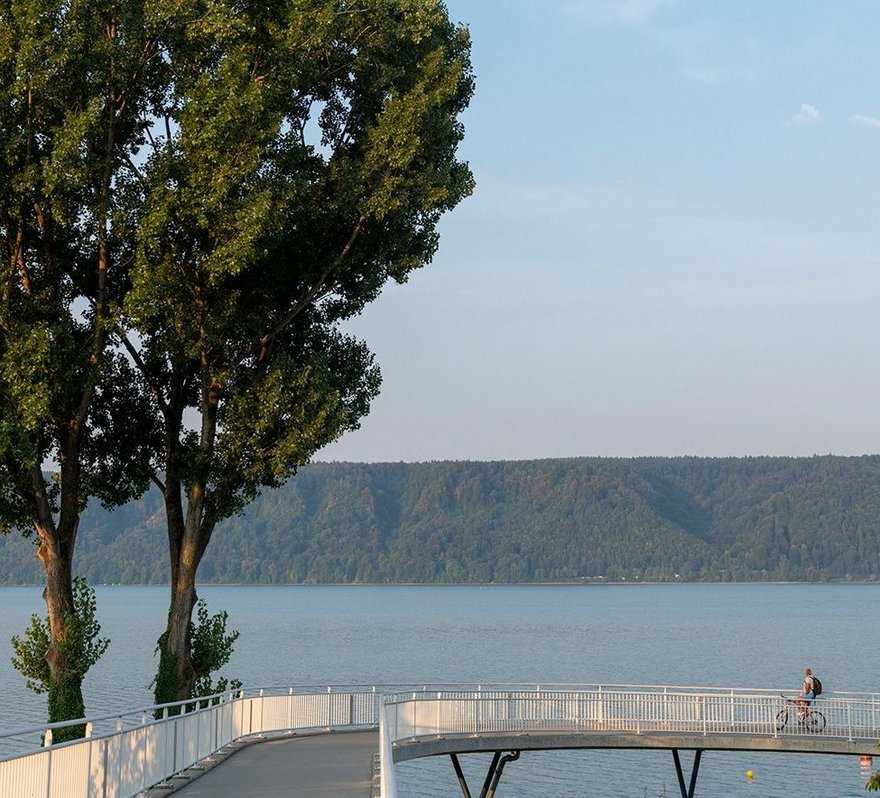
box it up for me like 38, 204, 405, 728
794, 667, 817, 720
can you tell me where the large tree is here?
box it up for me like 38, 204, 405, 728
118, 0, 474, 703
0, 0, 164, 731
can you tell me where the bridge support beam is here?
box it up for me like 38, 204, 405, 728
449, 750, 521, 798
450, 753, 472, 798
672, 749, 702, 798
484, 750, 520, 798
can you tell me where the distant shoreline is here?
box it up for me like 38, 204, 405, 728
2, 579, 879, 588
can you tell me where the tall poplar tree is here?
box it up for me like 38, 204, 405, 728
119, 0, 474, 703
3, 0, 472, 712
0, 1, 164, 732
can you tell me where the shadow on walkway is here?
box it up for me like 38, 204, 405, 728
150, 729, 379, 797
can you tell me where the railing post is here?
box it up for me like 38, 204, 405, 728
635, 693, 641, 735
44, 737, 52, 798
116, 717, 124, 797
327, 686, 332, 729
288, 687, 294, 730
702, 695, 707, 736
373, 686, 379, 727
729, 690, 734, 729
101, 737, 109, 798
84, 722, 94, 798
476, 686, 482, 734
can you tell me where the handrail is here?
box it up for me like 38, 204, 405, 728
2, 684, 879, 798
5, 682, 875, 743
382, 688, 880, 745
0, 690, 234, 744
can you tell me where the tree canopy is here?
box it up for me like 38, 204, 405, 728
111, 0, 474, 702
2, 0, 474, 713
1, 0, 166, 731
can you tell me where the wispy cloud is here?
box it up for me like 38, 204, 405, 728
562, 0, 674, 27
790, 103, 822, 124
852, 113, 880, 128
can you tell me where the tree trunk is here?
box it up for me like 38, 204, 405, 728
153, 352, 220, 707
35, 518, 86, 740
154, 484, 216, 706
154, 491, 195, 705
155, 560, 197, 705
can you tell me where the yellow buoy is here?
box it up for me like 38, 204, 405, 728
746, 770, 754, 779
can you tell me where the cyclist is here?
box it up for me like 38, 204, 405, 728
794, 667, 817, 720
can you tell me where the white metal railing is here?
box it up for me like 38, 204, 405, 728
0, 686, 382, 798
1, 684, 878, 798
382, 686, 880, 742
377, 685, 880, 798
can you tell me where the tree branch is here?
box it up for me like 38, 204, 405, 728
122, 334, 170, 415
150, 471, 167, 496
122, 153, 147, 187
257, 213, 366, 361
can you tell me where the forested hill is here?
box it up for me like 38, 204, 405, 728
2, 456, 880, 584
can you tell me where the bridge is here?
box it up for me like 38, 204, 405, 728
1, 683, 878, 798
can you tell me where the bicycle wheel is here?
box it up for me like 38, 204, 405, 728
806, 711, 826, 732
774, 707, 789, 731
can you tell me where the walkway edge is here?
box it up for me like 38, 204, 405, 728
141, 726, 379, 797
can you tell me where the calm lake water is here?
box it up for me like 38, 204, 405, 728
1, 583, 878, 796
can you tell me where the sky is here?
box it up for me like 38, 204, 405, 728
318, 0, 880, 463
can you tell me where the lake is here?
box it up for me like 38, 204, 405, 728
1, 583, 878, 795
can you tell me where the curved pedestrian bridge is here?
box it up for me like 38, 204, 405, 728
382, 685, 879, 796
1, 683, 878, 798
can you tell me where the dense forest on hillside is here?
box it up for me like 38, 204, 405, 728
2, 456, 879, 584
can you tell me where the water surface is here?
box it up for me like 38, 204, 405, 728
1, 583, 877, 796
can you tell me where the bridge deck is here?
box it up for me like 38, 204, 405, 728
147, 729, 378, 797
392, 728, 878, 762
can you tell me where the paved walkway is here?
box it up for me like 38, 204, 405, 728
156, 730, 379, 797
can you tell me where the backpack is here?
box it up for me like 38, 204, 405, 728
810, 675, 822, 696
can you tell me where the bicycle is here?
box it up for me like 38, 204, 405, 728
774, 693, 826, 732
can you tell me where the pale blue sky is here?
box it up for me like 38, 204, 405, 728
319, 0, 880, 462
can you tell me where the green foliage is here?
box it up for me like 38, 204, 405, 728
190, 600, 241, 699
105, 0, 474, 703
115, 0, 474, 526
10, 577, 109, 740
10, 577, 110, 691
10, 610, 51, 694
4, 0, 472, 731
152, 631, 178, 715
0, 0, 165, 532
4, 456, 880, 585
152, 599, 240, 715
1, 0, 168, 733
47, 680, 87, 744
